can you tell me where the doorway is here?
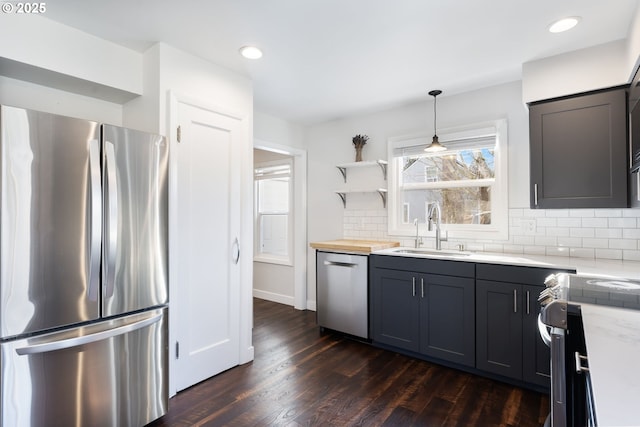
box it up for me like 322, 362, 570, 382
253, 141, 307, 310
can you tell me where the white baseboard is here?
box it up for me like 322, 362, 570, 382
252, 289, 294, 306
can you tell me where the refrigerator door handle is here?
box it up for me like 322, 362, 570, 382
15, 312, 162, 355
104, 141, 118, 298
87, 138, 102, 301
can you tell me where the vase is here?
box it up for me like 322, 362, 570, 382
355, 146, 363, 162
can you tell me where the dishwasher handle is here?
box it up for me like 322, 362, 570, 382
323, 260, 359, 268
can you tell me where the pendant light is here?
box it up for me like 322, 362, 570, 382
425, 89, 446, 152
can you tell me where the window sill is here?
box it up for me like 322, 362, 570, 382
253, 254, 293, 266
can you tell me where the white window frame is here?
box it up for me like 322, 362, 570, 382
387, 119, 508, 240
402, 202, 411, 224
254, 159, 294, 265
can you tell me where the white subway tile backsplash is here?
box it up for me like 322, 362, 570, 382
609, 239, 638, 250
595, 209, 623, 218
595, 228, 623, 239
623, 250, 640, 261
582, 217, 608, 228
503, 244, 524, 254
535, 236, 558, 246
557, 217, 582, 227
570, 228, 595, 238
609, 218, 637, 228
622, 228, 640, 239
545, 209, 569, 218
595, 248, 623, 260
523, 246, 546, 255
569, 248, 595, 258
513, 236, 535, 245
465, 242, 486, 252
484, 243, 505, 253
529, 210, 547, 217
342, 207, 640, 261
546, 247, 571, 257
557, 237, 582, 247
546, 227, 570, 237
537, 217, 557, 227
581, 238, 608, 249
570, 209, 595, 217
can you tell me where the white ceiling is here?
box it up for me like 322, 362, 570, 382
44, 0, 639, 125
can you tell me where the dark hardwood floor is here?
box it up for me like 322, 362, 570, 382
149, 298, 549, 426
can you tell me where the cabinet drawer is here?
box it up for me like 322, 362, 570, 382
475, 263, 575, 287
369, 254, 474, 278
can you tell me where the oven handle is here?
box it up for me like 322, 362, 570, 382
538, 313, 552, 347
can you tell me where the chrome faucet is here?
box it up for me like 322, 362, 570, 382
427, 202, 448, 250
413, 218, 423, 248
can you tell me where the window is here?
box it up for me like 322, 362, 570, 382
254, 160, 293, 264
388, 120, 508, 240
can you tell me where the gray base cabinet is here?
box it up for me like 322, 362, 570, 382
522, 284, 552, 387
419, 274, 475, 367
371, 269, 420, 352
370, 257, 475, 368
475, 264, 573, 388
476, 280, 523, 379
370, 254, 575, 390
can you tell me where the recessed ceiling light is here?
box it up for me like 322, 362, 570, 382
239, 46, 263, 59
548, 17, 581, 33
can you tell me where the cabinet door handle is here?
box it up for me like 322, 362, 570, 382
526, 291, 530, 315
534, 184, 539, 206
421, 278, 425, 298
513, 289, 517, 313
412, 277, 416, 297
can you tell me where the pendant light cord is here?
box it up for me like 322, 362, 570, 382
433, 95, 437, 136
428, 89, 442, 137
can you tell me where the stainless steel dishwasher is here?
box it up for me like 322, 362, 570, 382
316, 251, 369, 339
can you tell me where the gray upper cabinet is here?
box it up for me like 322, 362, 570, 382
529, 87, 628, 209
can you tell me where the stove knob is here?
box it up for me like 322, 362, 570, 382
544, 274, 558, 288
538, 288, 553, 302
539, 295, 554, 306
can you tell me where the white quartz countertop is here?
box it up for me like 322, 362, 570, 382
580, 303, 640, 426
372, 247, 640, 278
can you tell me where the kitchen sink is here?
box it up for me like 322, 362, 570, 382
391, 248, 472, 257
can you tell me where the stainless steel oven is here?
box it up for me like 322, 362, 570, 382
536, 273, 638, 427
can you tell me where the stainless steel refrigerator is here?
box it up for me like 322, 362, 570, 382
0, 105, 169, 427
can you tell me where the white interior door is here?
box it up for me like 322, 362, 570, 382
175, 101, 242, 391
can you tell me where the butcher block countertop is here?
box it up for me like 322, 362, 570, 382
310, 239, 400, 254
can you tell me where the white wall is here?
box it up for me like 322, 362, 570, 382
0, 75, 124, 124
255, 111, 306, 150
123, 44, 161, 133
0, 15, 145, 125
626, 3, 640, 79
0, 14, 142, 102
522, 40, 629, 103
